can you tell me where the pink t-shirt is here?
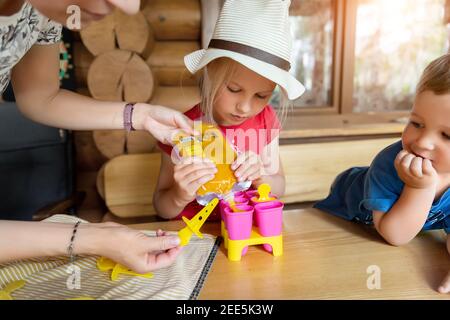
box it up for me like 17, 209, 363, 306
157, 104, 281, 220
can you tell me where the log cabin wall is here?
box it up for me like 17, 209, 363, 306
72, 0, 202, 221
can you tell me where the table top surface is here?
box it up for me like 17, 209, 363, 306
130, 208, 450, 300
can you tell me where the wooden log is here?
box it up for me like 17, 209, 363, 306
114, 9, 154, 54
79, 13, 115, 56
87, 49, 154, 102
96, 163, 106, 200
92, 130, 126, 159
147, 41, 200, 67
73, 41, 94, 68
146, 41, 200, 86
142, 0, 201, 40
151, 67, 198, 86
104, 153, 162, 217
72, 39, 93, 88
150, 86, 200, 112
200, 0, 223, 48
80, 10, 152, 56
126, 130, 157, 154
73, 131, 107, 171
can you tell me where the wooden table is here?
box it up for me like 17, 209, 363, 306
131, 208, 450, 299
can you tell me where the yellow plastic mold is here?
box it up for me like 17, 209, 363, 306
178, 198, 219, 246
0, 279, 25, 300
96, 257, 153, 281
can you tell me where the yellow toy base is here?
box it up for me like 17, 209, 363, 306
221, 221, 283, 262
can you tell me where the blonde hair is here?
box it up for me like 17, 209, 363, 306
416, 53, 450, 95
198, 58, 292, 126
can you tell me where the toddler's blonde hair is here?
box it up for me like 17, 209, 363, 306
416, 53, 450, 95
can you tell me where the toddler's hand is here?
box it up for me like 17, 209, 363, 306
231, 151, 262, 182
394, 150, 438, 189
173, 157, 217, 204
438, 270, 450, 294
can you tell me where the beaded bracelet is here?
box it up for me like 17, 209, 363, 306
67, 221, 81, 264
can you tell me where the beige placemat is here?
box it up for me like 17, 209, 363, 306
0, 214, 220, 300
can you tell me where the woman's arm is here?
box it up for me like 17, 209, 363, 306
0, 221, 101, 262
11, 43, 195, 141
0, 220, 182, 273
11, 43, 129, 130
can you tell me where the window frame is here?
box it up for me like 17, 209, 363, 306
200, 0, 445, 138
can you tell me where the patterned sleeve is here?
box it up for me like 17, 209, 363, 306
36, 19, 62, 45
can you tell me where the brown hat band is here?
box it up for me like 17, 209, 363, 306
208, 39, 291, 71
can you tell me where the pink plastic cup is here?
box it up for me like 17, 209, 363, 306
224, 204, 254, 256
245, 189, 259, 200
254, 200, 284, 252
234, 191, 247, 198
233, 195, 249, 205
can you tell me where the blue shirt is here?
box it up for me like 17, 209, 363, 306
314, 141, 450, 233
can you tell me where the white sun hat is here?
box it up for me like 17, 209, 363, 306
184, 0, 305, 100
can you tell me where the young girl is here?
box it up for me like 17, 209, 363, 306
154, 0, 305, 220
314, 54, 450, 293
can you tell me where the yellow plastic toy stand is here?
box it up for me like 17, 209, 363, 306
221, 184, 283, 261
96, 257, 153, 281
221, 222, 283, 262
178, 198, 219, 246
0, 280, 25, 300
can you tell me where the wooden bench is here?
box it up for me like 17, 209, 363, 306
100, 136, 400, 218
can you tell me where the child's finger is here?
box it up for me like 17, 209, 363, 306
175, 161, 216, 177
409, 157, 423, 178
394, 150, 409, 168
237, 165, 261, 182
231, 153, 248, 171
399, 153, 415, 172
422, 159, 436, 176
183, 167, 217, 184
146, 247, 183, 272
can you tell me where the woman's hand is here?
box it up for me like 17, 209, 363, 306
394, 150, 438, 190
172, 157, 217, 206
96, 222, 183, 274
133, 103, 197, 145
231, 151, 263, 182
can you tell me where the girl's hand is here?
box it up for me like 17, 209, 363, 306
231, 151, 263, 182
173, 157, 217, 205
438, 270, 450, 294
134, 103, 197, 145
394, 150, 438, 190
97, 222, 182, 274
